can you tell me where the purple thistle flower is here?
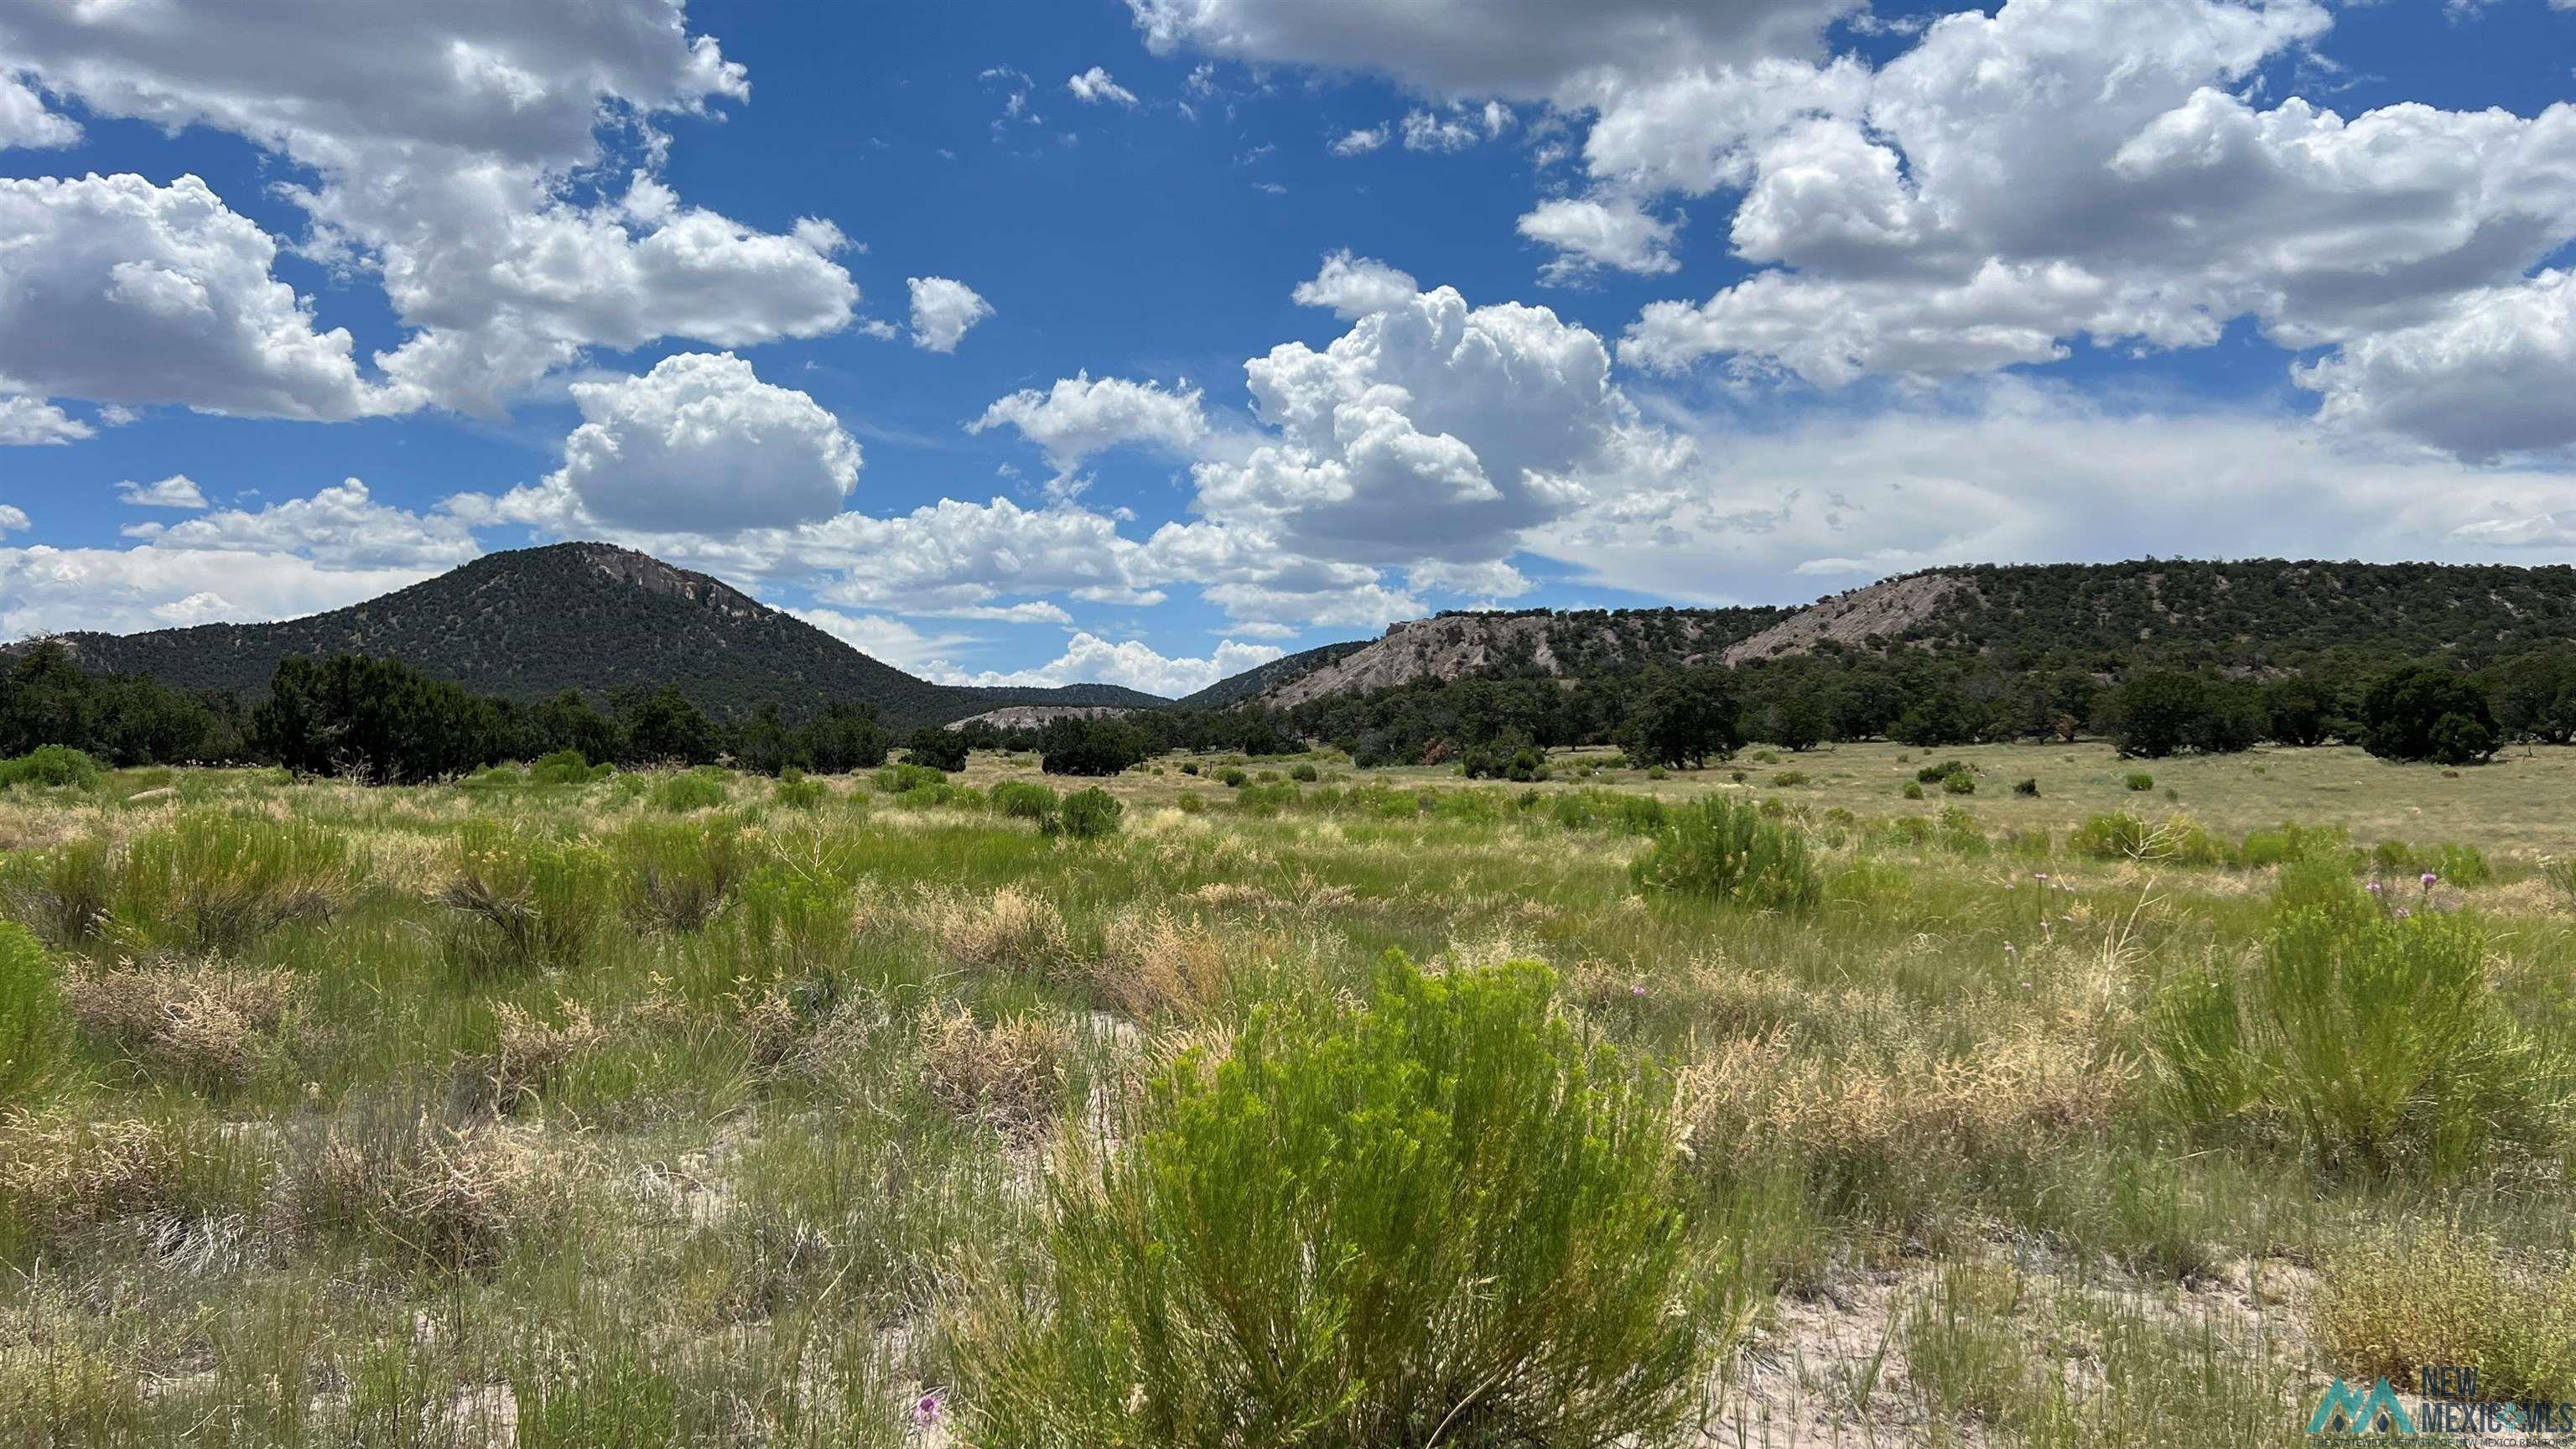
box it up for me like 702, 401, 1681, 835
2396, 907, 2412, 920
2421, 871, 2438, 888
2366, 880, 2384, 895
1630, 984, 1648, 998
916, 1391, 944, 1428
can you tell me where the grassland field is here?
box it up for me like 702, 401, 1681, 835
3, 738, 2574, 1447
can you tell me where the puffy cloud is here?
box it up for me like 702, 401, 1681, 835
908, 276, 994, 354
787, 608, 979, 672
2, 1, 857, 414
116, 475, 209, 509
0, 174, 386, 420
971, 373, 1208, 475
0, 71, 79, 148
0, 393, 92, 445
1291, 251, 1420, 319
1066, 66, 1139, 105
535, 352, 860, 534
1526, 381, 2576, 605
1328, 125, 1389, 156
118, 477, 480, 569
1517, 195, 1680, 281
1609, 0, 2576, 460
1190, 284, 1660, 569
941, 631, 1283, 698
2297, 269, 2576, 458
0, 505, 27, 535
0, 544, 436, 638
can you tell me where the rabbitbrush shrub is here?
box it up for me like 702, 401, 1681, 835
1633, 796, 1821, 911
440, 821, 617, 975
2149, 854, 2546, 1176
113, 812, 363, 953
0, 922, 69, 1109
0, 745, 103, 792
962, 954, 1711, 1448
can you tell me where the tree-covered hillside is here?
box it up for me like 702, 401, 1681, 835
22, 543, 1165, 728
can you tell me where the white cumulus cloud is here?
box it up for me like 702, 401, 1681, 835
942, 631, 1283, 699
529, 352, 861, 535
908, 276, 994, 354
971, 372, 1208, 475
1066, 66, 1139, 106
116, 475, 209, 509
1291, 251, 1419, 319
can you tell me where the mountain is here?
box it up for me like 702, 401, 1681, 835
28, 543, 1168, 727
1172, 639, 1372, 710
1203, 558, 2576, 707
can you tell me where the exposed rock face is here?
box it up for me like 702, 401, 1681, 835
1721, 574, 1971, 664
573, 543, 764, 620
1265, 615, 1566, 708
942, 705, 1133, 732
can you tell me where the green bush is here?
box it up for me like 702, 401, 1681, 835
2150, 855, 2545, 1176
2124, 771, 2155, 792
527, 749, 610, 786
875, 761, 948, 795
441, 821, 616, 974
611, 818, 753, 932
963, 955, 1714, 1448
2241, 822, 2351, 870
2012, 777, 2039, 797
0, 922, 69, 1109
0, 745, 103, 792
1915, 760, 1967, 784
1901, 781, 1926, 801
1633, 797, 1821, 911
1175, 792, 1206, 814
771, 768, 828, 809
1769, 770, 1810, 787
648, 769, 730, 813
114, 813, 365, 953
1049, 787, 1124, 840
992, 781, 1060, 822
1290, 763, 1320, 783
1940, 771, 1975, 795
1178, 761, 1201, 776
1218, 767, 1249, 788
2070, 811, 2225, 865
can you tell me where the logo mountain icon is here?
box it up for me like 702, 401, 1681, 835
2308, 1377, 2417, 1436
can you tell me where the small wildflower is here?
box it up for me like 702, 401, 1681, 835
2421, 871, 2438, 888
915, 1391, 945, 1428
2002, 942, 2017, 953
2033, 873, 2049, 882
1630, 984, 1647, 998
2020, 980, 2033, 991
2366, 880, 2384, 895
2395, 907, 2412, 920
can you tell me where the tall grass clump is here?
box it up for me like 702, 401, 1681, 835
992, 781, 1058, 823
647, 768, 731, 813
0, 745, 103, 792
112, 812, 363, 953
0, 837, 117, 944
0, 922, 69, 1108
440, 822, 617, 975
2150, 853, 2547, 1176
962, 954, 1714, 1448
1633, 796, 1820, 911
611, 816, 754, 932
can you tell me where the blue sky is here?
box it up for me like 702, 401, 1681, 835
3, 0, 2574, 697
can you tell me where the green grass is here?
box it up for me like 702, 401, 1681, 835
3, 745, 2575, 1443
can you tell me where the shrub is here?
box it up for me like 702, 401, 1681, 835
0, 745, 103, 792
0, 838, 117, 945
1178, 761, 1201, 776
771, 768, 828, 809
2124, 771, 2154, 792
2069, 811, 2225, 865
1916, 760, 1969, 784
291, 1109, 549, 1270
963, 955, 1713, 1448
612, 818, 753, 932
2361, 664, 2497, 763
1218, 767, 1249, 788
1633, 797, 1821, 912
527, 749, 609, 786
114, 813, 363, 953
65, 960, 297, 1090
647, 769, 730, 813
1290, 762, 1319, 783
1770, 770, 1810, 787
1902, 782, 1926, 801
2149, 855, 2543, 1176
992, 781, 1059, 822
2012, 777, 2039, 797
0, 923, 68, 1109
440, 822, 616, 974
875, 761, 948, 794
1049, 787, 1124, 840
1174, 792, 1206, 814
2241, 822, 2351, 870
1940, 771, 1975, 795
